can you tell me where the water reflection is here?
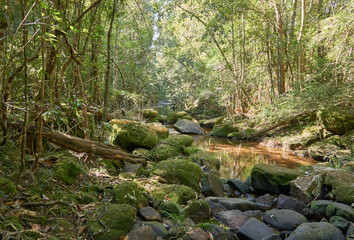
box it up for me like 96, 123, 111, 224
192, 135, 317, 181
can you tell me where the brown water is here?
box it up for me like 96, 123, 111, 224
191, 135, 317, 181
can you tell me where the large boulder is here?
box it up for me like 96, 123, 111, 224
251, 164, 301, 194
112, 181, 150, 209
146, 123, 169, 139
317, 106, 354, 135
150, 184, 196, 205
87, 204, 136, 240
152, 159, 202, 192
263, 209, 307, 231
290, 165, 354, 205
201, 174, 224, 197
210, 124, 239, 137
285, 222, 345, 240
202, 117, 224, 128
174, 119, 204, 135
113, 122, 159, 150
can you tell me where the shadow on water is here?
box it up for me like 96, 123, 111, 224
191, 135, 317, 181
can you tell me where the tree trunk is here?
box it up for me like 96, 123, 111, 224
298, 0, 306, 81
274, 2, 286, 95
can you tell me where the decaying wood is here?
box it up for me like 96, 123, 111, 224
2, 118, 146, 164
249, 110, 316, 139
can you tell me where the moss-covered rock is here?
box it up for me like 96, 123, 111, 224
210, 124, 239, 137
183, 146, 202, 156
76, 192, 97, 204
227, 131, 243, 140
243, 128, 256, 138
143, 108, 159, 119
164, 134, 194, 149
153, 159, 203, 192
182, 200, 211, 223
0, 176, 17, 197
202, 117, 224, 128
158, 201, 180, 214
87, 203, 135, 240
307, 141, 342, 161
147, 124, 169, 139
133, 148, 152, 158
167, 111, 193, 124
151, 144, 181, 161
112, 181, 150, 209
189, 151, 220, 176
113, 122, 159, 150
324, 136, 352, 149
176, 111, 192, 120
317, 106, 354, 135
151, 184, 196, 205
251, 164, 301, 194
283, 125, 322, 150
54, 159, 81, 185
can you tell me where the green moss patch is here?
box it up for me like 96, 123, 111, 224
164, 134, 194, 149
54, 159, 81, 185
210, 124, 239, 137
112, 181, 150, 209
151, 184, 197, 205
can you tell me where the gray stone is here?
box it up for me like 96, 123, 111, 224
214, 210, 262, 231
285, 222, 345, 240
139, 206, 162, 222
277, 194, 309, 216
142, 221, 167, 238
256, 194, 274, 211
237, 218, 274, 240
227, 179, 251, 194
218, 198, 259, 211
125, 226, 157, 240
263, 209, 307, 231
174, 119, 204, 135
202, 174, 224, 197
347, 224, 354, 240
329, 216, 350, 232
261, 234, 282, 240
208, 201, 227, 215
326, 202, 354, 222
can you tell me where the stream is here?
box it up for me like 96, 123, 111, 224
166, 125, 317, 181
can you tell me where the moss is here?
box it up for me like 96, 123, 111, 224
76, 192, 97, 204
112, 181, 149, 209
317, 106, 354, 135
202, 117, 224, 128
151, 144, 181, 161
182, 200, 211, 223
227, 132, 243, 139
88, 203, 135, 240
324, 136, 351, 149
165, 134, 194, 149
158, 202, 181, 214
147, 124, 169, 139
210, 124, 239, 137
101, 159, 117, 172
183, 146, 202, 156
243, 128, 256, 138
143, 108, 159, 119
151, 184, 197, 205
113, 122, 159, 150
189, 152, 220, 175
54, 159, 81, 185
0, 176, 17, 197
50, 219, 76, 237
133, 148, 152, 158
167, 112, 179, 124
153, 159, 203, 192
176, 111, 192, 120
324, 170, 354, 205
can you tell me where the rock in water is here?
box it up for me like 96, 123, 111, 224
174, 119, 204, 135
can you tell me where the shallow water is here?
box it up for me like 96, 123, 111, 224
191, 135, 317, 181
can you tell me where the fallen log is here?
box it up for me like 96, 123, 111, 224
2, 118, 146, 164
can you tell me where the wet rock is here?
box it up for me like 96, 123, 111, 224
187, 227, 211, 240
329, 216, 350, 232
153, 159, 202, 192
218, 198, 259, 211
256, 194, 274, 211
113, 122, 159, 150
151, 184, 196, 205
214, 210, 262, 231
139, 206, 162, 222
285, 222, 345, 240
290, 165, 354, 205
142, 221, 168, 238
326, 202, 354, 222
227, 179, 251, 194
174, 119, 204, 135
202, 117, 224, 128
201, 174, 224, 197
310, 200, 333, 220
189, 152, 220, 176
124, 225, 157, 240
263, 209, 307, 231
210, 124, 239, 137
317, 106, 354, 135
112, 181, 149, 209
277, 194, 310, 216
236, 218, 274, 240
182, 200, 211, 223
251, 164, 301, 195
261, 234, 282, 240
207, 201, 227, 215
87, 204, 135, 240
